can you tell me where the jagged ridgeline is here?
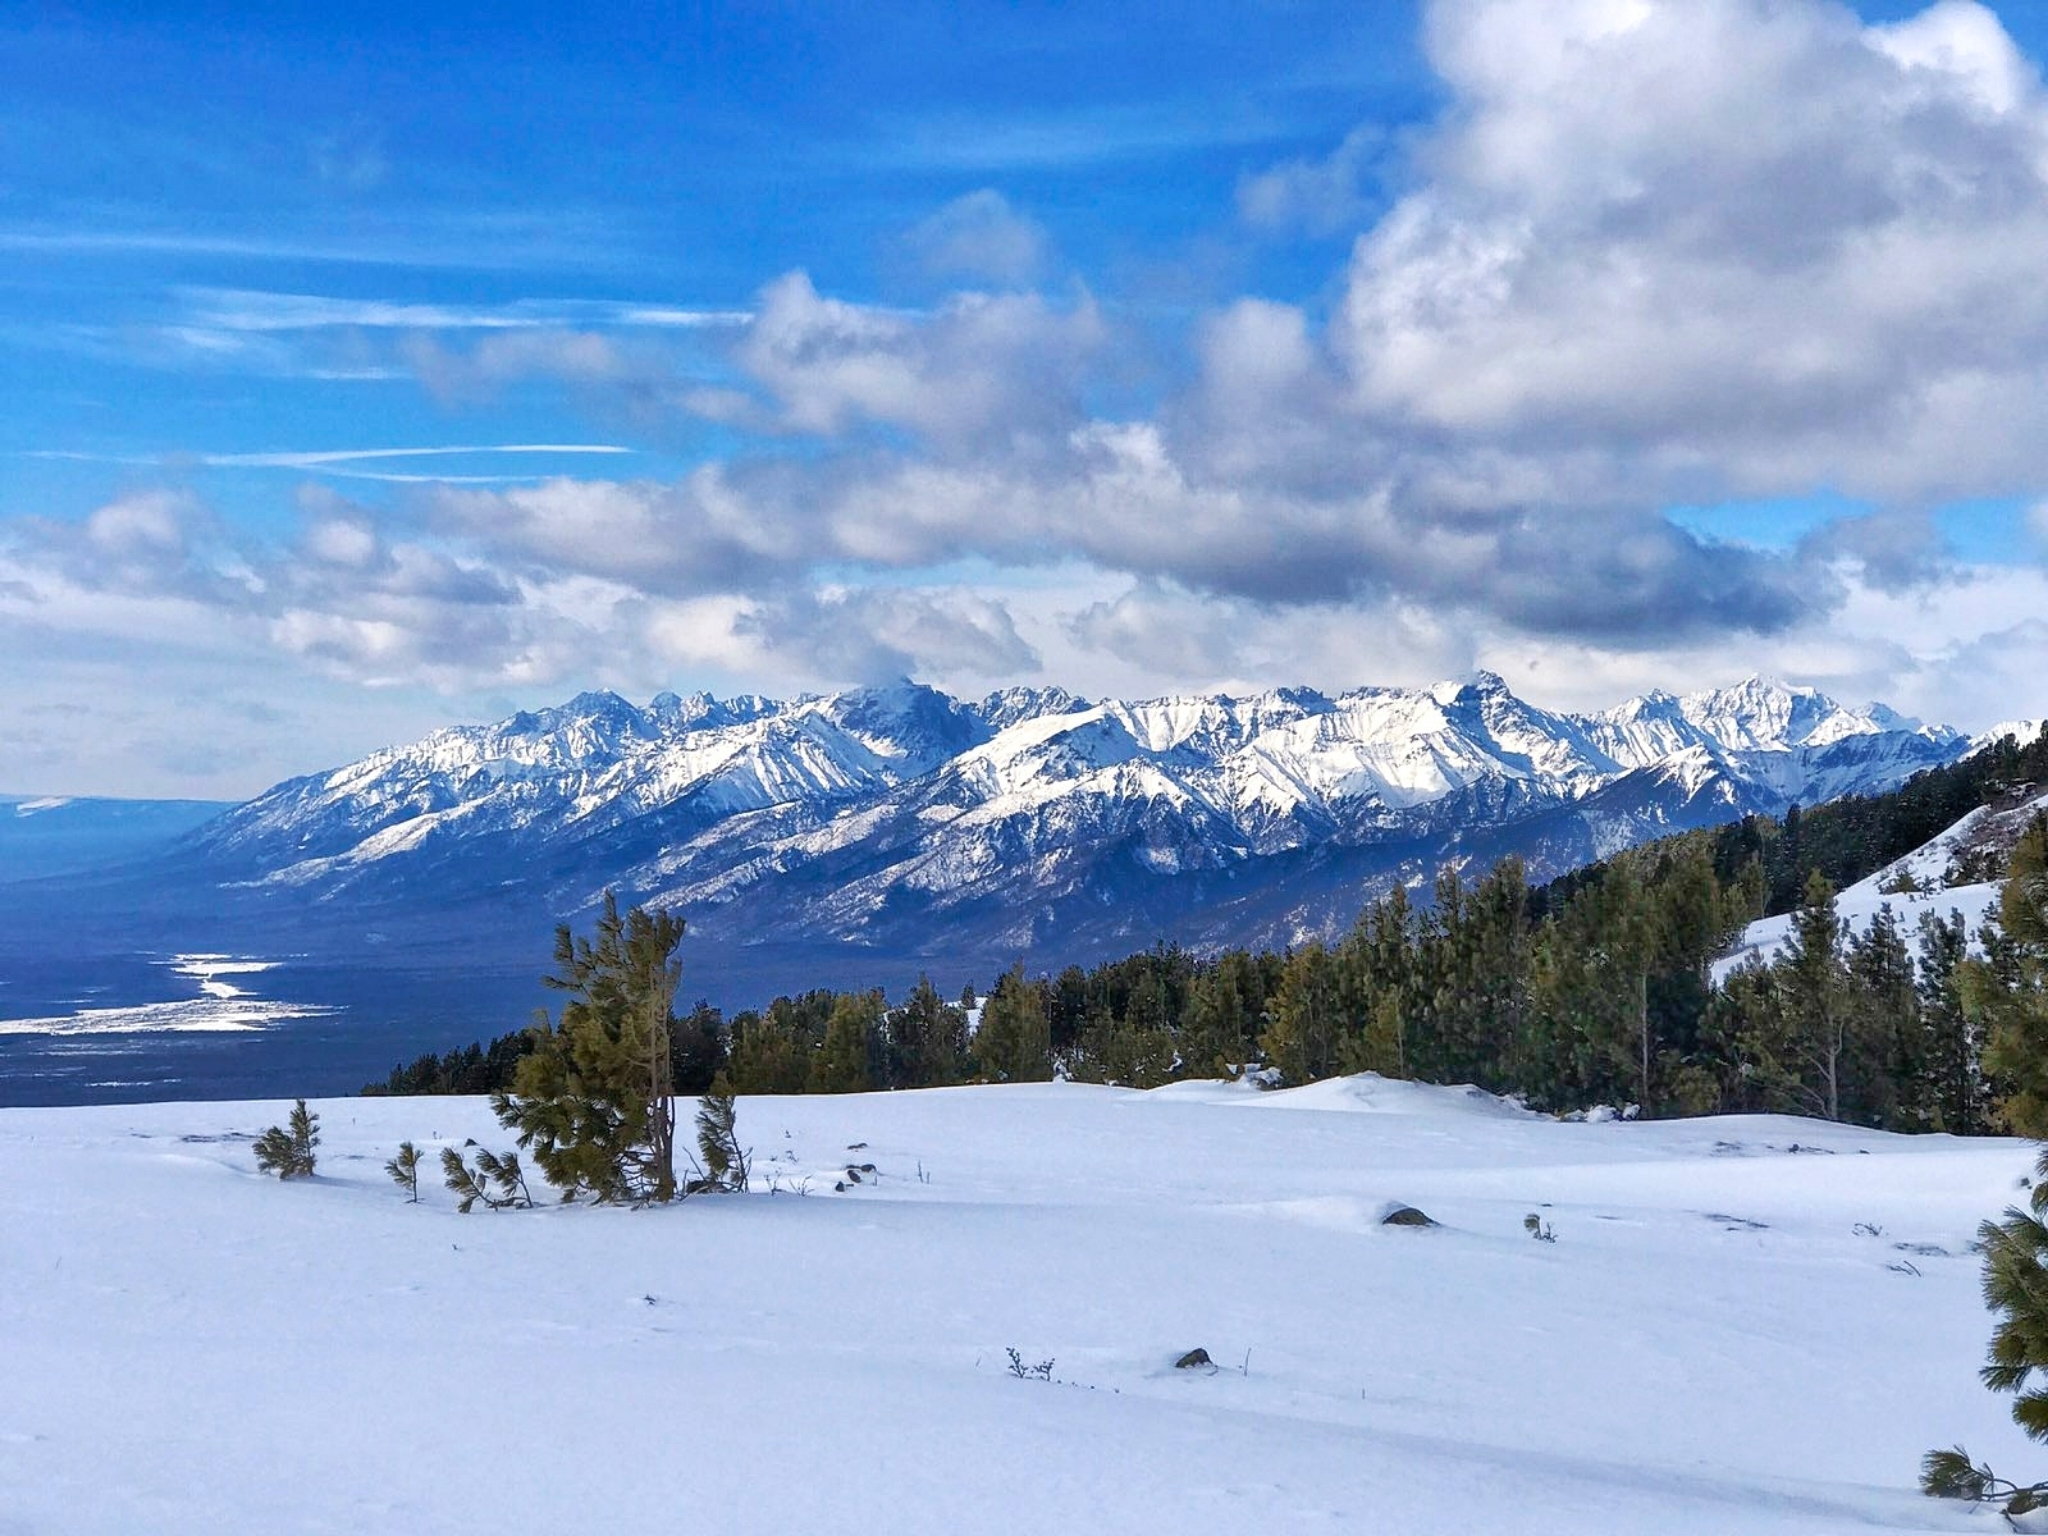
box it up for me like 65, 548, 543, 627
178, 674, 2001, 964
372, 719, 2048, 1130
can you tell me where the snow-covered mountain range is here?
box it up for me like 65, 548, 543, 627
165, 673, 2000, 963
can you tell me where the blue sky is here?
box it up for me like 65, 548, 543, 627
4, 0, 2048, 796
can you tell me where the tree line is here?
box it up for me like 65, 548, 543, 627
368, 725, 2048, 1133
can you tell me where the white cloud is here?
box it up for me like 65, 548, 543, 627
1328, 0, 2048, 506
303, 517, 380, 569
17, 0, 2048, 797
1237, 125, 1390, 235
85, 491, 191, 558
173, 290, 745, 336
899, 190, 1052, 285
402, 330, 644, 403
701, 272, 1107, 450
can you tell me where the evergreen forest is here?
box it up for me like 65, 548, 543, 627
368, 724, 2048, 1134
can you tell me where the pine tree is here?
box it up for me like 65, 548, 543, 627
1463, 857, 1532, 1093
1354, 888, 1417, 1080
1260, 944, 1341, 1086
1179, 966, 1248, 1079
1717, 958, 1796, 1114
692, 1074, 747, 1192
1600, 860, 1655, 1112
888, 975, 969, 1088
1777, 871, 1850, 1120
728, 998, 818, 1095
253, 1099, 320, 1179
972, 966, 1053, 1084
1917, 909, 1984, 1134
1092, 1011, 1177, 1088
1047, 966, 1092, 1057
670, 1001, 728, 1095
1642, 840, 1752, 1113
1972, 817, 2048, 1136
810, 990, 887, 1093
491, 893, 686, 1204
1843, 903, 1916, 1128
1528, 875, 1638, 1111
385, 1140, 421, 1202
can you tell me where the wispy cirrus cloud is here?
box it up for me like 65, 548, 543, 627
0, 205, 643, 273
65, 287, 754, 389
174, 288, 752, 333
854, 98, 1302, 172
24, 444, 635, 484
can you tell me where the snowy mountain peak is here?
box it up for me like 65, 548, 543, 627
650, 690, 728, 731
1977, 718, 2048, 752
973, 685, 1090, 732
1673, 675, 1938, 752
1607, 687, 1681, 719
802, 681, 988, 767
1428, 670, 1513, 708
184, 672, 1999, 961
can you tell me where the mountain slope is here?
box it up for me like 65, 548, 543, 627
1715, 781, 2048, 977
0, 794, 234, 883
141, 672, 1989, 964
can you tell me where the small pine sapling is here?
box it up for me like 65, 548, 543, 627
385, 1141, 421, 1202
691, 1075, 749, 1193
476, 1147, 535, 1208
1524, 1213, 1556, 1243
1921, 1448, 2048, 1514
1004, 1347, 1054, 1381
252, 1099, 320, 1179
440, 1145, 535, 1212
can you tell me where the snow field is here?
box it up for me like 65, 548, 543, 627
1, 1075, 2037, 1534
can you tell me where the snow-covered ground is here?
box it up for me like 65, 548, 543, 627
1713, 787, 2048, 979
1712, 880, 2002, 980
1, 1076, 2037, 1534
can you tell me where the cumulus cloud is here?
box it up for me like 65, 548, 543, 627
1331, 0, 2048, 504
735, 586, 1040, 685
429, 470, 816, 593
1237, 125, 1392, 235
168, 0, 2048, 677
693, 272, 1107, 451
1796, 509, 1954, 593
899, 190, 1052, 285
506, 0, 2048, 662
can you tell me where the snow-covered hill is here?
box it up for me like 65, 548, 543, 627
163, 674, 1980, 960
1, 1079, 2033, 1534
1715, 786, 2048, 977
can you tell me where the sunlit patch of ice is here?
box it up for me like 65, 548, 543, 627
161, 954, 288, 1000
164, 954, 280, 981
0, 952, 325, 1035
0, 998, 327, 1036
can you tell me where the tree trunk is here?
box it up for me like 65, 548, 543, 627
646, 976, 676, 1200
1637, 970, 1652, 1119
